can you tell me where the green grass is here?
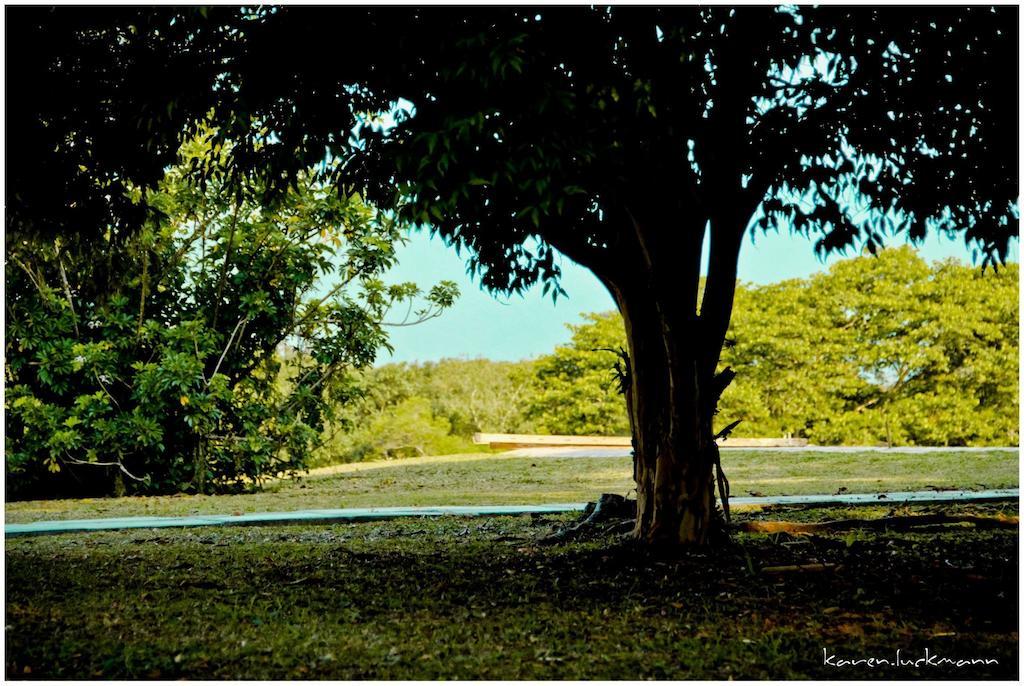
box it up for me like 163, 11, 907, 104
5, 503, 1017, 679
5, 449, 1017, 524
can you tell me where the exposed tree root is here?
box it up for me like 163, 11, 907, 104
539, 494, 636, 544
736, 513, 1018, 535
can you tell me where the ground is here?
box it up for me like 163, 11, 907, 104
5, 448, 1016, 522
5, 503, 1018, 679
5, 450, 1019, 678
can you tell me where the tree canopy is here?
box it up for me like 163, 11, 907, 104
8, 6, 1017, 272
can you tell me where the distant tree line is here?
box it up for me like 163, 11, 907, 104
314, 359, 537, 463
325, 247, 1017, 462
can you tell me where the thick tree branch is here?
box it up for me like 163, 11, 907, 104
544, 230, 614, 283
697, 207, 744, 381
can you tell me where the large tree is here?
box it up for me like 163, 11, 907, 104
7, 6, 1018, 543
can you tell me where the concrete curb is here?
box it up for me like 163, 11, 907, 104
5, 489, 1018, 538
504, 446, 1020, 458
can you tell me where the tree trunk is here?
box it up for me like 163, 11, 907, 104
556, 193, 750, 546
591, 202, 748, 547
617, 286, 721, 546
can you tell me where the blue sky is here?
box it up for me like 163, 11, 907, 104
380, 229, 1018, 364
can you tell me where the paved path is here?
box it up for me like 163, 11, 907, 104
6, 488, 1017, 538
504, 446, 1020, 458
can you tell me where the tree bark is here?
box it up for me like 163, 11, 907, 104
615, 284, 721, 546
591, 204, 748, 547
553, 169, 752, 546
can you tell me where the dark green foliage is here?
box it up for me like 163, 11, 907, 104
7, 7, 1016, 277
5, 138, 457, 498
6, 7, 243, 244
529, 249, 1019, 446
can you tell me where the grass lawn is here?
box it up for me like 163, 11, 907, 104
5, 502, 1017, 679
5, 449, 1017, 524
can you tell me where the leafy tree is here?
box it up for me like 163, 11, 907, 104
334, 397, 460, 461
530, 249, 1019, 447
528, 314, 632, 436
7, 7, 1017, 543
787, 248, 1019, 446
405, 359, 537, 437
5, 137, 456, 497
717, 276, 857, 441
321, 358, 535, 463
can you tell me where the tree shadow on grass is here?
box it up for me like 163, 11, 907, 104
5, 509, 1018, 679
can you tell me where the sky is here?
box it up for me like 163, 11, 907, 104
379, 229, 1018, 365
